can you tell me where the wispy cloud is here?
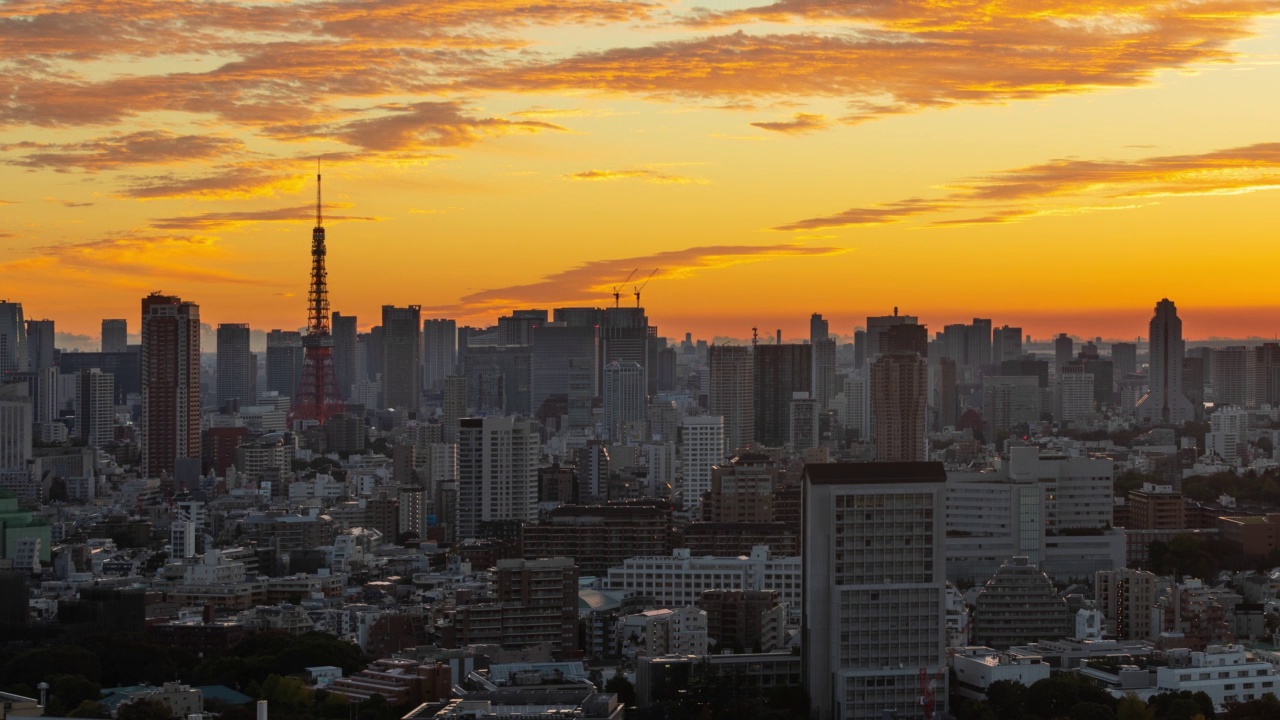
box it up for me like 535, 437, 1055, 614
428, 243, 849, 313
149, 204, 381, 231
777, 142, 1280, 231
750, 113, 829, 134
566, 168, 708, 184
3, 131, 246, 171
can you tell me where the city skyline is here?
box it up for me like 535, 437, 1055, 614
3, 3, 1280, 342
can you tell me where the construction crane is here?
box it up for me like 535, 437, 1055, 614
612, 268, 638, 308
633, 268, 658, 308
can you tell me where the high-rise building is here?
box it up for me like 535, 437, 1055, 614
937, 357, 958, 430
603, 360, 645, 442
423, 318, 457, 394
803, 462, 948, 720
810, 314, 837, 410
1211, 346, 1254, 407
1136, 299, 1196, 425
265, 330, 304, 398
679, 415, 725, 511
865, 310, 919, 359
530, 322, 597, 426
753, 343, 811, 447
1255, 343, 1280, 407
1054, 333, 1073, 379
216, 323, 254, 411
970, 318, 993, 369
455, 416, 539, 541
982, 376, 1042, 432
77, 368, 115, 448
992, 325, 1023, 365
708, 344, 754, 453
442, 376, 467, 444
141, 292, 201, 478
0, 301, 27, 379
971, 557, 1072, 650
381, 305, 422, 413
789, 392, 819, 450
25, 319, 54, 372
1111, 342, 1137, 380
0, 383, 33, 472
101, 318, 128, 353
870, 352, 928, 462
332, 312, 358, 401
598, 306, 650, 395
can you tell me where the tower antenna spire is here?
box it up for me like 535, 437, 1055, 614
316, 160, 322, 227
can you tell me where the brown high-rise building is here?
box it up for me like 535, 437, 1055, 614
870, 352, 928, 462
709, 344, 754, 453
141, 292, 201, 478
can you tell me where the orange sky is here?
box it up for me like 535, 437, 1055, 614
3, 1, 1280, 348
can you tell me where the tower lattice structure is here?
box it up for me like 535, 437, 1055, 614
290, 172, 344, 425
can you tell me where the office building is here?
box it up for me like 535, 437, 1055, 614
1111, 342, 1137, 380
708, 344, 754, 453
332, 312, 358, 401
803, 462, 947, 720
0, 384, 32, 472
870, 352, 928, 461
101, 318, 128, 353
810, 313, 836, 410
25, 319, 54, 372
265, 330, 304, 398
1054, 333, 1073, 378
442, 375, 467, 443
77, 368, 115, 448
937, 357, 958, 430
141, 293, 201, 478
423, 318, 457, 394
789, 392, 819, 450
971, 557, 1072, 649
0, 301, 26, 378
607, 545, 801, 613
993, 325, 1023, 365
1136, 299, 1196, 425
679, 415, 724, 512
456, 416, 539, 541
603, 360, 645, 442
753, 343, 811, 447
216, 323, 254, 411
1212, 346, 1254, 407
983, 376, 1042, 432
382, 305, 422, 413
530, 322, 597, 425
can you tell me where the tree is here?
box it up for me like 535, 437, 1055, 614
50, 674, 103, 712
606, 669, 636, 705
1116, 694, 1154, 720
1222, 694, 1280, 720
68, 701, 112, 719
1070, 702, 1116, 720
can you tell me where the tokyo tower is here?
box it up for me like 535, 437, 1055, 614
289, 171, 344, 425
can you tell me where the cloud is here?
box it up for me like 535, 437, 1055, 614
316, 101, 565, 152
3, 233, 265, 287
566, 168, 707, 184
776, 142, 1280, 231
149, 204, 381, 231
3, 131, 246, 171
121, 166, 307, 200
750, 113, 829, 134
427, 243, 849, 313
55, 332, 97, 352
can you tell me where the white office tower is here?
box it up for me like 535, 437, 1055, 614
1207, 406, 1250, 464
0, 301, 27, 377
77, 368, 115, 448
171, 521, 197, 559
804, 463, 948, 720
1136, 299, 1196, 425
678, 415, 724, 512
603, 360, 645, 442
456, 416, 538, 541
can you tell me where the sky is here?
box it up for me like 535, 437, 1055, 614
3, 0, 1280, 350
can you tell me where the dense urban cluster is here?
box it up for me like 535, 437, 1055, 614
6, 222, 1280, 720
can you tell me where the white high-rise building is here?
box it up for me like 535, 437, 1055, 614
604, 360, 645, 442
804, 462, 948, 720
77, 368, 115, 448
678, 415, 724, 511
456, 416, 539, 541
1208, 406, 1250, 463
1136, 299, 1196, 425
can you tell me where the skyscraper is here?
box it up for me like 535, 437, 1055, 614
708, 344, 754, 453
753, 343, 811, 447
530, 322, 597, 426
0, 383, 32, 474
25, 319, 54, 372
381, 305, 422, 413
456, 416, 539, 541
265, 330, 304, 398
603, 360, 645, 441
216, 323, 254, 411
803, 462, 947, 720
77, 368, 115, 448
1054, 333, 1074, 379
0, 301, 27, 379
1111, 342, 1137, 379
332, 312, 358, 401
101, 318, 128, 353
679, 415, 725, 511
870, 351, 928, 462
1136, 299, 1196, 425
442, 376, 467, 443
24, 319, 56, 425
992, 325, 1023, 365
810, 313, 836, 410
141, 292, 201, 478
423, 318, 458, 394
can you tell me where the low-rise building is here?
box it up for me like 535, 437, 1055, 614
616, 607, 708, 659
951, 647, 1051, 701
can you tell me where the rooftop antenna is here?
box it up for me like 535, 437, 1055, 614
752, 327, 758, 348
316, 159, 323, 227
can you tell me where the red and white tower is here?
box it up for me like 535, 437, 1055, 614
290, 172, 344, 425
